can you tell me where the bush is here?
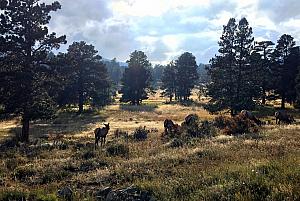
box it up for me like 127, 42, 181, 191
14, 165, 36, 181
166, 138, 184, 148
214, 116, 233, 129
133, 126, 149, 141
224, 114, 259, 135
82, 150, 95, 160
106, 143, 129, 157
0, 191, 27, 201
114, 129, 128, 139
214, 114, 259, 136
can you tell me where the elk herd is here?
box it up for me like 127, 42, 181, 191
94, 110, 297, 148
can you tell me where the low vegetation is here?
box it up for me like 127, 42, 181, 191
0, 97, 299, 200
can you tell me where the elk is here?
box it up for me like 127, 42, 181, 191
240, 110, 262, 126
275, 111, 295, 124
164, 119, 175, 134
94, 123, 110, 148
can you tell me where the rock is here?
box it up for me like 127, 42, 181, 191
103, 185, 155, 201
57, 186, 73, 201
96, 187, 112, 200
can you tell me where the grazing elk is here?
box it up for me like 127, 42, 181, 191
240, 110, 262, 126
94, 123, 110, 148
164, 119, 176, 134
275, 111, 295, 124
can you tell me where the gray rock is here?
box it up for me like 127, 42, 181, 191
57, 186, 73, 201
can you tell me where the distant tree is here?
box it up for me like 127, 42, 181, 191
175, 52, 199, 101
120, 50, 152, 105
161, 61, 177, 102
271, 34, 298, 109
104, 58, 124, 86
0, 0, 66, 142
61, 41, 111, 113
152, 64, 165, 88
296, 65, 300, 107
253, 41, 275, 104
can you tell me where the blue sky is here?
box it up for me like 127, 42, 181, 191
46, 0, 300, 64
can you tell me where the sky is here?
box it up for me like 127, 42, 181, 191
45, 0, 300, 64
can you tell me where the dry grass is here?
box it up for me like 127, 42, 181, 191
0, 94, 299, 200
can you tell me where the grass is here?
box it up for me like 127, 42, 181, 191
0, 92, 299, 200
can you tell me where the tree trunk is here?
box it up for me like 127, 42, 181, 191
281, 92, 286, 109
78, 91, 84, 114
20, 118, 30, 142
262, 88, 266, 105
169, 95, 172, 102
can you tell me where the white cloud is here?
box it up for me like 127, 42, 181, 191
45, 0, 300, 64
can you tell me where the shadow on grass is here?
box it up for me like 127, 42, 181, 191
119, 104, 158, 112
7, 110, 108, 139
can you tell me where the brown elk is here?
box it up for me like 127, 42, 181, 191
94, 123, 110, 148
275, 111, 295, 124
240, 110, 262, 126
164, 119, 175, 134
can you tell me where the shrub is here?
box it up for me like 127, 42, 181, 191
82, 150, 95, 160
14, 165, 36, 181
133, 126, 149, 141
106, 143, 129, 157
0, 191, 27, 201
166, 138, 184, 148
114, 129, 128, 139
214, 116, 233, 129
214, 114, 259, 136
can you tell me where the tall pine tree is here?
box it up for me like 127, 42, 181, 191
206, 18, 257, 115
271, 34, 297, 109
0, 0, 66, 142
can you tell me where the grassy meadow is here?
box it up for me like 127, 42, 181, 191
0, 92, 299, 200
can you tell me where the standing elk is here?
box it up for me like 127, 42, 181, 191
94, 123, 110, 148
275, 111, 295, 124
240, 110, 262, 126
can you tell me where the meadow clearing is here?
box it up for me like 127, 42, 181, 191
0, 93, 299, 201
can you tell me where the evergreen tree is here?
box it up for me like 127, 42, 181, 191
271, 34, 297, 109
62, 41, 111, 113
161, 61, 177, 102
152, 64, 165, 88
234, 17, 257, 110
206, 18, 257, 115
0, 0, 66, 142
253, 41, 275, 104
175, 52, 199, 101
120, 50, 152, 105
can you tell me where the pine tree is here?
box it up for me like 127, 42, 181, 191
234, 17, 257, 111
206, 18, 238, 115
253, 41, 275, 104
61, 41, 110, 113
271, 34, 297, 109
120, 50, 152, 105
161, 61, 177, 102
0, 0, 66, 142
206, 18, 257, 115
175, 52, 199, 101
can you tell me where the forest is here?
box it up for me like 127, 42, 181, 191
0, 0, 300, 201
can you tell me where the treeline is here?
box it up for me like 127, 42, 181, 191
1, 0, 300, 143
205, 18, 300, 115
0, 0, 203, 142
